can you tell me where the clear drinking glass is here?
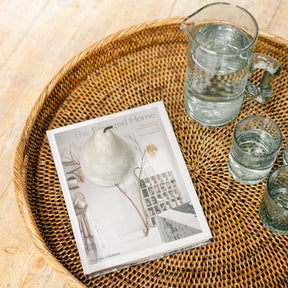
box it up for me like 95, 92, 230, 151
259, 165, 288, 235
180, 2, 281, 127
228, 115, 282, 185
283, 143, 288, 165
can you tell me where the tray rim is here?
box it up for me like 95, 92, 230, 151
13, 17, 288, 288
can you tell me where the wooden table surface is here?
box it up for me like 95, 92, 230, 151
1, 0, 288, 287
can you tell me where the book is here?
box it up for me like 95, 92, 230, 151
47, 101, 212, 278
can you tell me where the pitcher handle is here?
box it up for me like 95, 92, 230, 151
245, 53, 281, 103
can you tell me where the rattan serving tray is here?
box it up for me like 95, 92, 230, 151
14, 18, 288, 287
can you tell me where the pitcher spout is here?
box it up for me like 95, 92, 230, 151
180, 18, 194, 42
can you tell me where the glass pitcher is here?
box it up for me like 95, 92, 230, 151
180, 2, 281, 127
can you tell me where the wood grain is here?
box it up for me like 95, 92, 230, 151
1, 0, 288, 287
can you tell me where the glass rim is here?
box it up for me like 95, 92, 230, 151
284, 143, 288, 153
283, 143, 288, 163
233, 115, 283, 157
266, 165, 288, 210
181, 2, 259, 56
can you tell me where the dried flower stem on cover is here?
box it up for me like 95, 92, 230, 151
115, 136, 151, 237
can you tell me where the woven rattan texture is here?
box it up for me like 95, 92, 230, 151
15, 20, 288, 287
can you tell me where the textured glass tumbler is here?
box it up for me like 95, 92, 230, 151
283, 143, 288, 165
259, 166, 288, 235
228, 116, 282, 185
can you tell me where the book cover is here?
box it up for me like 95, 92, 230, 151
47, 101, 212, 277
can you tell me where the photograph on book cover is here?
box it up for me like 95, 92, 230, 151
47, 101, 212, 276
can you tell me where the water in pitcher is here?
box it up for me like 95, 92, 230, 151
185, 24, 252, 127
